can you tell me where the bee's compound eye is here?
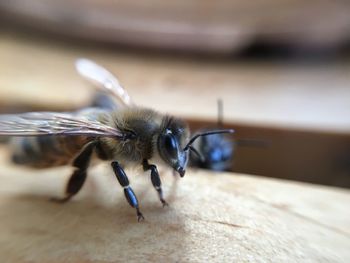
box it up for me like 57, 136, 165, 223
163, 134, 178, 157
209, 148, 222, 162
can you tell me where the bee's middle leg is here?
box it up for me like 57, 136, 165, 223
143, 159, 168, 207
51, 142, 95, 203
111, 161, 144, 222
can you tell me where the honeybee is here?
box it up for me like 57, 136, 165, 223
189, 99, 234, 171
190, 100, 268, 172
0, 59, 233, 221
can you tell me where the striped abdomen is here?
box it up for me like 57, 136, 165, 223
11, 135, 92, 168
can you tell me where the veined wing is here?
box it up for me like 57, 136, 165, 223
75, 58, 133, 107
0, 112, 125, 139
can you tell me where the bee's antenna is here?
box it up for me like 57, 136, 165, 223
188, 145, 206, 163
183, 129, 234, 152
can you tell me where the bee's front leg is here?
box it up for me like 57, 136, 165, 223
142, 159, 168, 207
111, 161, 144, 222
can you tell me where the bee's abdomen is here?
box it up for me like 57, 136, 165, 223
11, 136, 90, 168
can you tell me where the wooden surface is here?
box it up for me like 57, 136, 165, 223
0, 146, 349, 262
1, 24, 350, 262
0, 30, 350, 134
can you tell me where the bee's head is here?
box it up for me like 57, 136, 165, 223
158, 117, 189, 177
158, 116, 234, 177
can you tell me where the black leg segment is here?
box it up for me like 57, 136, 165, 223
52, 141, 95, 203
111, 161, 144, 221
143, 159, 168, 207
112, 162, 129, 187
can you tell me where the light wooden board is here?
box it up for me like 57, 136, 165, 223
0, 31, 350, 134
0, 146, 349, 262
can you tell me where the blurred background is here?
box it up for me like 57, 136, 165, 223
0, 0, 350, 187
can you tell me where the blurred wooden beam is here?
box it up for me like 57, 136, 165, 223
1, 0, 350, 53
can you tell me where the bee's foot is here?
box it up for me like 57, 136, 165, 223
161, 199, 169, 207
50, 195, 72, 203
136, 209, 145, 222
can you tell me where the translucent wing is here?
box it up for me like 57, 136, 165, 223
75, 58, 133, 107
0, 112, 125, 139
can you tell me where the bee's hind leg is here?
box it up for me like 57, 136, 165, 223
51, 142, 96, 203
111, 161, 144, 222
50, 169, 87, 203
143, 159, 168, 207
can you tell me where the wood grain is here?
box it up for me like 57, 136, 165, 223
0, 146, 349, 262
